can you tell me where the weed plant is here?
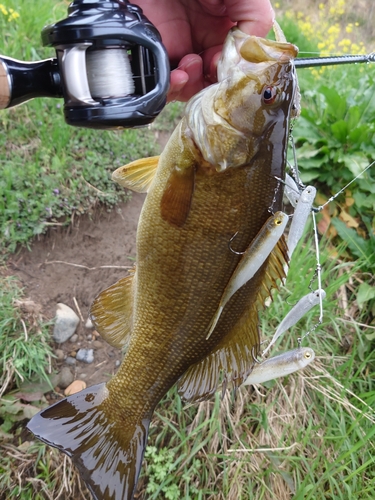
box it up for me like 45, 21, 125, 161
0, 276, 53, 397
277, 0, 375, 317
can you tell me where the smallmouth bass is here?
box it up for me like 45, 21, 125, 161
28, 26, 299, 500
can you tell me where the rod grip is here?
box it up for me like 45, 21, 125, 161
0, 60, 11, 108
0, 56, 62, 108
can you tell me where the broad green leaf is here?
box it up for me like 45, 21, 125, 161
343, 154, 373, 178
356, 282, 375, 309
347, 105, 361, 130
331, 120, 348, 143
331, 218, 369, 261
319, 85, 347, 120
348, 124, 370, 145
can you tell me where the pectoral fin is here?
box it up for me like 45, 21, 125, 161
160, 164, 195, 227
112, 156, 159, 193
90, 272, 135, 350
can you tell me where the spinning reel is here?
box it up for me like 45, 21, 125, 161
0, 0, 170, 129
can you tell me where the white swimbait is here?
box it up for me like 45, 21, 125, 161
243, 347, 315, 385
287, 185, 316, 258
206, 211, 289, 339
262, 289, 326, 356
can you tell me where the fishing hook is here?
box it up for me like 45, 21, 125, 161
228, 231, 245, 255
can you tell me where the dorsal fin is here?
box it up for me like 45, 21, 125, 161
112, 156, 159, 193
177, 237, 288, 403
90, 272, 136, 350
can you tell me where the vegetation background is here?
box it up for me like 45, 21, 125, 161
1, 0, 374, 499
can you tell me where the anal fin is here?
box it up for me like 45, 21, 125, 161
178, 303, 260, 403
90, 273, 135, 350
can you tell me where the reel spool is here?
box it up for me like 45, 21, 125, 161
0, 0, 170, 129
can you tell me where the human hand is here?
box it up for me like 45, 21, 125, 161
131, 0, 275, 102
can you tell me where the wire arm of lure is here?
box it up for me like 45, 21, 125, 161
294, 52, 375, 68
316, 159, 375, 212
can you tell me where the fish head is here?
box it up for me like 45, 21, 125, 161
185, 26, 300, 171
217, 27, 300, 123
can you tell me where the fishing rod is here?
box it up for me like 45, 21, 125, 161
295, 52, 375, 68
0, 0, 373, 129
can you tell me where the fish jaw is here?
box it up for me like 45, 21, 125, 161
217, 28, 298, 81
186, 28, 299, 171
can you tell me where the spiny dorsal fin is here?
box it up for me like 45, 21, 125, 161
255, 236, 289, 310
160, 164, 195, 227
112, 156, 159, 193
90, 272, 135, 350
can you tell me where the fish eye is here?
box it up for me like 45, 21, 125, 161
262, 85, 278, 105
304, 351, 311, 359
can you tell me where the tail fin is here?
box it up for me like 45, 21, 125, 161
27, 383, 150, 500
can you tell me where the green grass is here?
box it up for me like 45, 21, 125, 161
1, 0, 374, 498
0, 276, 53, 397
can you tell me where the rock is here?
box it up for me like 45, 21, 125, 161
53, 303, 79, 343
70, 334, 78, 343
115, 360, 121, 367
64, 380, 87, 396
85, 318, 94, 329
76, 348, 94, 364
93, 340, 102, 349
86, 333, 92, 341
55, 349, 65, 361
57, 366, 74, 389
65, 356, 76, 366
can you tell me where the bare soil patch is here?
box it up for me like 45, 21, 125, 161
7, 193, 146, 387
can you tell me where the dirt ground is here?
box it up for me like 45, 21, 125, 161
7, 192, 146, 388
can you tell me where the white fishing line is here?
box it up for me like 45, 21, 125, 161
86, 48, 135, 98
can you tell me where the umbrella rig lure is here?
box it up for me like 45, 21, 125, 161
237, 50, 375, 387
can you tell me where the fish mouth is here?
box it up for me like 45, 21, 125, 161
218, 28, 298, 81
240, 37, 298, 64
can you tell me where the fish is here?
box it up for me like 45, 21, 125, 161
27, 25, 299, 500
